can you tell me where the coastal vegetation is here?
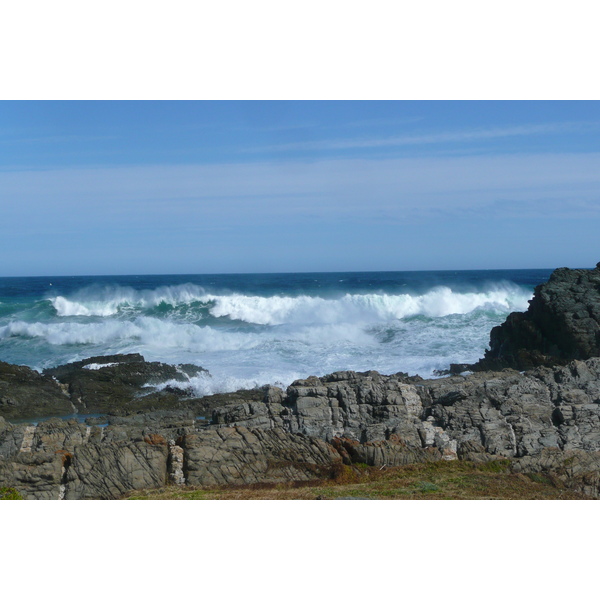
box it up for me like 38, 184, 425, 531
0, 486, 23, 500
125, 460, 588, 500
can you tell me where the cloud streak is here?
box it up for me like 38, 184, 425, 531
2, 152, 600, 233
246, 121, 600, 153
2, 151, 600, 275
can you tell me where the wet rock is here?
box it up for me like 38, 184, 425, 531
0, 361, 73, 420
44, 353, 208, 414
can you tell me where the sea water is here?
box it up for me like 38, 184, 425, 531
0, 270, 552, 395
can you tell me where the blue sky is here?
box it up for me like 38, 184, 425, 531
1, 100, 599, 276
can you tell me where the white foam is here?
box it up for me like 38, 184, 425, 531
51, 296, 118, 317
2, 280, 535, 393
208, 285, 531, 325
0, 318, 260, 351
47, 281, 532, 323
83, 362, 119, 370
0, 315, 380, 352
49, 283, 211, 317
151, 370, 305, 397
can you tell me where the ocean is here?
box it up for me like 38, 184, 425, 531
0, 269, 552, 395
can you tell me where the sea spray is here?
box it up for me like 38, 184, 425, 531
0, 270, 550, 388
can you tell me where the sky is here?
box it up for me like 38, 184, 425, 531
1, 100, 600, 276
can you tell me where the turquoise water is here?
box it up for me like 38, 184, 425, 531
0, 270, 553, 394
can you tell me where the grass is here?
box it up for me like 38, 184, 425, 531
124, 459, 588, 500
0, 487, 23, 500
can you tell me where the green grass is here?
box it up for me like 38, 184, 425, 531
0, 487, 23, 500
123, 459, 588, 500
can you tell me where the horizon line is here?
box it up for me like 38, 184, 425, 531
0, 265, 584, 279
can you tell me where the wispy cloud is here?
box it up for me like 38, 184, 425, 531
245, 121, 599, 153
2, 152, 600, 229
0, 133, 118, 145
2, 152, 600, 275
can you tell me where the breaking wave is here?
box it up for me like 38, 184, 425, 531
49, 283, 210, 317
48, 282, 532, 324
0, 271, 545, 384
0, 317, 376, 350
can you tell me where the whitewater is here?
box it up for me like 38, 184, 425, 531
0, 270, 551, 396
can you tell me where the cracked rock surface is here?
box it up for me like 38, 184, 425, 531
3, 264, 600, 499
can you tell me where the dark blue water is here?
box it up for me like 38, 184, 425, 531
0, 269, 553, 393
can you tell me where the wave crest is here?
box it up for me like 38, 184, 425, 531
208, 285, 531, 325
47, 282, 532, 324
49, 283, 210, 317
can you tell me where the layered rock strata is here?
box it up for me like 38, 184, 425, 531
0, 415, 342, 499
3, 263, 600, 499
3, 358, 600, 498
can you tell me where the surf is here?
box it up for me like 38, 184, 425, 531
0, 270, 549, 388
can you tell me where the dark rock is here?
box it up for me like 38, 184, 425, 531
0, 361, 73, 420
433, 364, 471, 376
43, 354, 208, 414
474, 263, 600, 371
192, 388, 266, 420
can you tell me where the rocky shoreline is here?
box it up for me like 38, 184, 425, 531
2, 263, 600, 500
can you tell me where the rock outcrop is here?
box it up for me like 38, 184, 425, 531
43, 353, 208, 415
3, 263, 600, 499
181, 427, 341, 487
0, 361, 73, 420
474, 263, 600, 371
0, 414, 344, 499
210, 359, 600, 461
3, 357, 600, 498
